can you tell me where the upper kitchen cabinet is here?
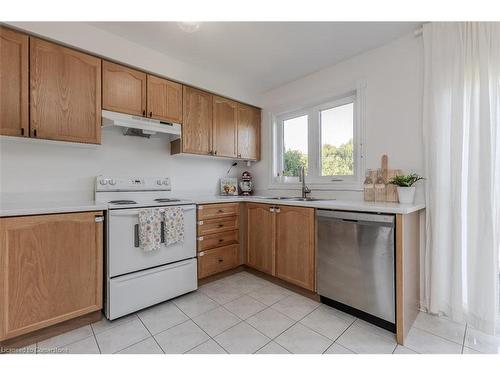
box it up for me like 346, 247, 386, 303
237, 103, 260, 160
0, 27, 29, 137
102, 61, 147, 116
30, 37, 102, 144
213, 96, 238, 158
172, 86, 213, 155
146, 74, 183, 123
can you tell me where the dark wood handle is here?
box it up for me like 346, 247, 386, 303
149, 111, 153, 117
142, 110, 146, 116
218, 259, 223, 263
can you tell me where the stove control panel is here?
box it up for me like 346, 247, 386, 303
96, 176, 171, 191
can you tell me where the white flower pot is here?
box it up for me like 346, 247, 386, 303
397, 186, 416, 204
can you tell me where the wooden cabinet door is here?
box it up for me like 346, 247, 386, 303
0, 27, 28, 137
213, 96, 237, 158
247, 203, 276, 275
102, 61, 146, 116
30, 38, 101, 144
146, 75, 182, 123
276, 206, 315, 291
181, 86, 213, 155
0, 212, 103, 341
237, 103, 260, 160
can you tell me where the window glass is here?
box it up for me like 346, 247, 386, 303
283, 115, 308, 177
320, 103, 354, 176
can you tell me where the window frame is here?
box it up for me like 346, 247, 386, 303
270, 86, 365, 191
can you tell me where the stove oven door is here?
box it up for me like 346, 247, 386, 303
108, 204, 196, 277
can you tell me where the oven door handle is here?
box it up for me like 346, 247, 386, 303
109, 205, 196, 216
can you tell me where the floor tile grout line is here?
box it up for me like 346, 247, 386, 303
136, 313, 165, 354
36, 325, 95, 354
411, 325, 466, 347
323, 319, 357, 354
89, 323, 102, 354
461, 324, 468, 354
186, 337, 228, 354
92, 313, 138, 337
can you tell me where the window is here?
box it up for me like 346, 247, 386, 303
283, 115, 308, 177
273, 91, 363, 189
320, 103, 354, 176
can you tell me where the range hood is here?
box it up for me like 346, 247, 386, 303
101, 110, 181, 138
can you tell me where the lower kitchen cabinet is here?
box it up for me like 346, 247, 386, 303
196, 203, 241, 279
246, 203, 276, 275
0, 211, 103, 341
275, 205, 315, 291
246, 203, 316, 291
198, 244, 239, 279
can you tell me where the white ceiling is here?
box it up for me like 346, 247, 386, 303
89, 22, 422, 94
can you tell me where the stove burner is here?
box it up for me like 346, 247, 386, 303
109, 200, 137, 205
154, 198, 181, 203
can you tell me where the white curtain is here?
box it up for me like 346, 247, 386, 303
422, 22, 500, 334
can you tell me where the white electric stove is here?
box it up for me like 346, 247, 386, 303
95, 176, 197, 320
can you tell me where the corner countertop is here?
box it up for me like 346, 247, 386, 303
186, 196, 425, 215
0, 200, 108, 217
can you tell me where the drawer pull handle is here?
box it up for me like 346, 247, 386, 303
218, 224, 224, 228
219, 238, 224, 242
218, 259, 223, 263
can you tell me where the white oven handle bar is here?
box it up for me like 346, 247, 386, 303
109, 205, 196, 216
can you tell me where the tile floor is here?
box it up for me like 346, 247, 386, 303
12, 271, 500, 354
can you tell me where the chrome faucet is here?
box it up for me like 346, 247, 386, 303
299, 166, 311, 199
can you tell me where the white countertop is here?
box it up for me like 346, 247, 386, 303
187, 196, 425, 214
0, 195, 425, 217
0, 200, 108, 217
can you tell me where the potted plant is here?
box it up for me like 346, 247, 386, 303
389, 173, 424, 204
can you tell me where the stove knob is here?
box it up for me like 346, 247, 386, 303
156, 180, 162, 185
162, 180, 169, 185
109, 179, 116, 186
99, 179, 108, 185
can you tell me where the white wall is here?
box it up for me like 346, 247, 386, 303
0, 22, 252, 201
251, 33, 424, 201
0, 129, 244, 200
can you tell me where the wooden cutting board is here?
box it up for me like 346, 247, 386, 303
364, 154, 402, 202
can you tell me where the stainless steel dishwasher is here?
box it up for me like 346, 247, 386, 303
317, 210, 396, 332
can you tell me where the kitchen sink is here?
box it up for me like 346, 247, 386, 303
265, 197, 333, 202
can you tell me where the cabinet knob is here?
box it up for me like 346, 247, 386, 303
32, 129, 37, 137
149, 111, 153, 117
218, 238, 224, 242
214, 150, 218, 155
218, 223, 224, 228
142, 110, 146, 116
218, 259, 223, 263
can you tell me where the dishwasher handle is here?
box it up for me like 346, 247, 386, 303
317, 209, 395, 226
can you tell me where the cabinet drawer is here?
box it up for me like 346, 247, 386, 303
197, 216, 239, 236
198, 230, 239, 252
198, 245, 239, 279
198, 203, 239, 220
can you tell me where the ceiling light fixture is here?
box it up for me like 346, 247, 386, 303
178, 22, 201, 33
